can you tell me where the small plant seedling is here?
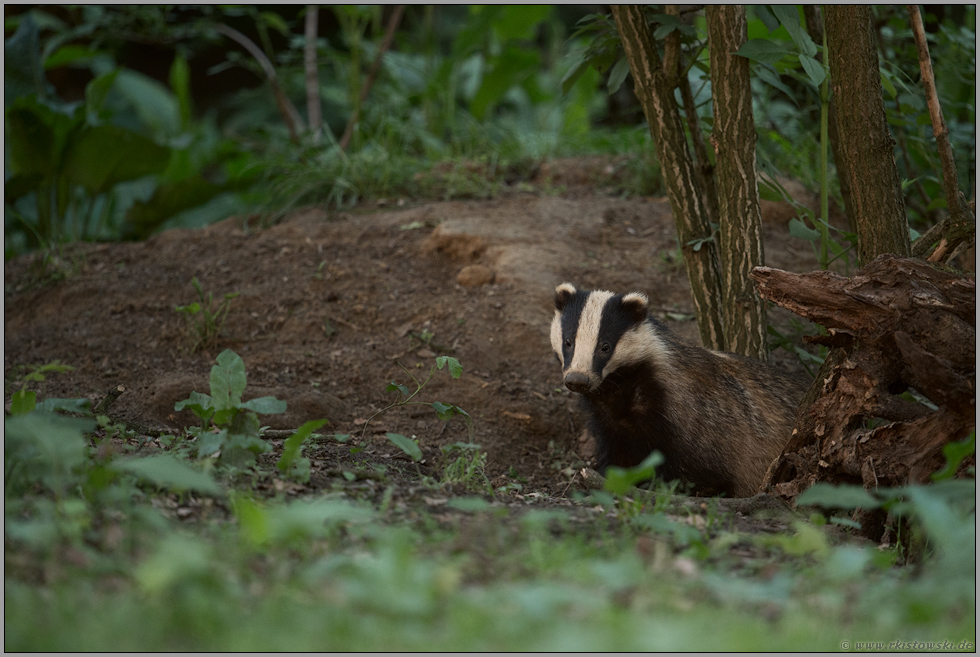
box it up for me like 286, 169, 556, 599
8, 361, 75, 415
440, 442, 492, 494
361, 356, 473, 462
175, 277, 239, 352
277, 418, 329, 483
175, 349, 287, 467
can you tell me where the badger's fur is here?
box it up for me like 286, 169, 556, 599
551, 282, 807, 497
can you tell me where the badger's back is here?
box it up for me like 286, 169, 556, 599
551, 283, 807, 497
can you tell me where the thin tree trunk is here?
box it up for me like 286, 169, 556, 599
678, 71, 719, 227
906, 4, 976, 263
802, 5, 855, 232
824, 6, 911, 263
610, 4, 725, 350
304, 5, 322, 143
707, 5, 767, 361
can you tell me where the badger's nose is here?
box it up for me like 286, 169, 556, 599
564, 372, 591, 393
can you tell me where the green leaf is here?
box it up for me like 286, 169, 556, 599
38, 397, 92, 415
880, 70, 898, 100
210, 349, 247, 411
10, 389, 36, 415
435, 356, 463, 379
4, 412, 94, 492
771, 5, 817, 57
84, 69, 119, 120
44, 44, 100, 69
796, 483, 881, 509
755, 65, 798, 104
604, 451, 664, 495
932, 431, 975, 481
61, 125, 171, 194
168, 52, 192, 130
114, 454, 222, 495
607, 57, 630, 95
111, 68, 181, 139
754, 5, 780, 33
470, 46, 540, 121
239, 396, 287, 415
386, 381, 411, 396
448, 497, 492, 512
196, 429, 226, 457
758, 178, 785, 202
490, 4, 551, 41
798, 54, 826, 88
174, 390, 214, 425
431, 401, 471, 422
5, 96, 78, 180
4, 14, 49, 105
277, 418, 329, 474
559, 53, 589, 95
385, 432, 422, 462
788, 217, 821, 241
735, 39, 792, 66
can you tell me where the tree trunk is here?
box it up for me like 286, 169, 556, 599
824, 6, 911, 263
611, 4, 725, 351
707, 5, 767, 361
802, 5, 856, 232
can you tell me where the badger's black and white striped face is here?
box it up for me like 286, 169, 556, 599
550, 282, 667, 394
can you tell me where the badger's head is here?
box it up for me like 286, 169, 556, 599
550, 282, 665, 394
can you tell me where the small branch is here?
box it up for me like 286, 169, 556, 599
93, 384, 126, 415
216, 22, 305, 144
304, 5, 323, 143
339, 5, 406, 152
906, 4, 976, 261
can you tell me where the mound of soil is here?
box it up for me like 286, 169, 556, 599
4, 164, 823, 491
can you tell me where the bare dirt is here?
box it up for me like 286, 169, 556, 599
4, 159, 825, 495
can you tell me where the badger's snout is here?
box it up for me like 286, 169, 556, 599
564, 371, 591, 393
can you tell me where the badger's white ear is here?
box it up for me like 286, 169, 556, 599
554, 282, 577, 311
621, 292, 649, 324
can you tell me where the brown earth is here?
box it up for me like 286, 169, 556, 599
3, 160, 826, 494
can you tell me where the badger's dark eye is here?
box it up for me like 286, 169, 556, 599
564, 338, 573, 348
599, 342, 611, 354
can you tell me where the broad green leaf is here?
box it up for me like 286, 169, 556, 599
5, 96, 78, 180
435, 356, 463, 379
559, 53, 589, 95
604, 451, 664, 495
39, 397, 92, 415
758, 178, 786, 202
196, 429, 226, 457
114, 454, 222, 496
84, 69, 119, 120
174, 390, 214, 425
10, 389, 36, 415
796, 483, 880, 509
239, 396, 287, 415
470, 46, 539, 121
135, 534, 214, 595
754, 5, 780, 33
232, 494, 270, 546
277, 418, 328, 474
755, 65, 798, 104
735, 39, 792, 66
607, 57, 630, 95
44, 44, 99, 69
880, 70, 898, 100
4, 412, 94, 492
771, 5, 817, 57
798, 54, 826, 88
788, 217, 821, 241
4, 14, 48, 105
385, 432, 422, 462
62, 125, 170, 194
210, 349, 247, 411
111, 68, 181, 139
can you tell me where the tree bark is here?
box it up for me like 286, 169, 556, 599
707, 5, 767, 361
611, 4, 725, 350
824, 6, 911, 263
304, 5, 322, 143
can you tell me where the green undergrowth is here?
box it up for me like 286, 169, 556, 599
4, 356, 976, 651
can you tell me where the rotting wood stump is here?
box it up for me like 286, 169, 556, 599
751, 254, 975, 500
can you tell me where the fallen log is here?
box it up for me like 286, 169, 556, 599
751, 255, 975, 499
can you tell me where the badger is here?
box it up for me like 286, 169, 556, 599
550, 282, 807, 497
